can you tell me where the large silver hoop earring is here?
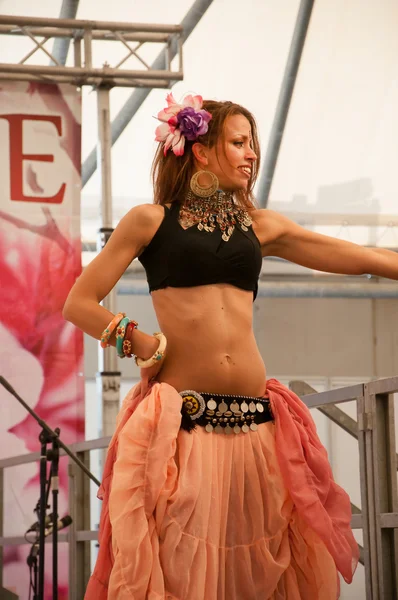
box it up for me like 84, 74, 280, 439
190, 170, 219, 198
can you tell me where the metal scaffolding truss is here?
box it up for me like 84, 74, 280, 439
0, 14, 183, 88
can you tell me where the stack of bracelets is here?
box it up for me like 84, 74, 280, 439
100, 312, 167, 367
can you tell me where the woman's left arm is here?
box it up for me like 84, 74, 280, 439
262, 209, 398, 279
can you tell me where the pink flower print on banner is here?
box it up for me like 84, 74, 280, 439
0, 216, 85, 453
0, 315, 71, 599
0, 212, 84, 600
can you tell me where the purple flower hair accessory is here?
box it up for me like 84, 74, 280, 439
176, 106, 212, 141
155, 93, 212, 156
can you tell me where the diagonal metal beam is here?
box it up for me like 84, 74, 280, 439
50, 0, 80, 66
82, 0, 214, 187
113, 33, 149, 70
257, 0, 315, 207
23, 27, 61, 65
317, 403, 358, 438
19, 34, 52, 65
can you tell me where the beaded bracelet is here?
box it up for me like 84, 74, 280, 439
122, 320, 138, 358
100, 312, 126, 348
135, 332, 167, 368
115, 316, 130, 358
116, 319, 139, 358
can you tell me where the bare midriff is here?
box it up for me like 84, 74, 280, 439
152, 283, 266, 397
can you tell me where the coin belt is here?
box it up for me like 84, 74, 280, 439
179, 390, 273, 434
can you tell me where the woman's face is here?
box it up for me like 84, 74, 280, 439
197, 113, 257, 192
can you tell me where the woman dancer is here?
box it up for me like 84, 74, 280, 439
64, 93, 397, 598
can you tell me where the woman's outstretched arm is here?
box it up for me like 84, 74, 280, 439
258, 209, 398, 279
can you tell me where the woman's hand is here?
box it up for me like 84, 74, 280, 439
127, 328, 167, 394
140, 352, 166, 383
139, 352, 166, 397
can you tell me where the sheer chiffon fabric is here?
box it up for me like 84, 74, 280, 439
85, 379, 358, 600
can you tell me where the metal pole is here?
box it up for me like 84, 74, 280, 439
257, 0, 315, 207
50, 0, 80, 66
96, 87, 120, 437
0, 467, 3, 588
51, 436, 60, 600
0, 15, 182, 33
82, 0, 215, 187
0, 25, 171, 42
369, 385, 398, 598
0, 63, 180, 79
357, 392, 374, 599
68, 451, 91, 600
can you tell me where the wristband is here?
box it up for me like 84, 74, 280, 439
115, 316, 130, 358
135, 332, 167, 368
100, 312, 126, 348
122, 320, 139, 358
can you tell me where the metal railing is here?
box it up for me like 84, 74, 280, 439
290, 377, 398, 600
1, 377, 398, 598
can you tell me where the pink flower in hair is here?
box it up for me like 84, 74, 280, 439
155, 93, 212, 156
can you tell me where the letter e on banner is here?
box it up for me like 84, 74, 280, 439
0, 114, 66, 203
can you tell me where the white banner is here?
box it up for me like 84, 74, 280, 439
0, 81, 83, 600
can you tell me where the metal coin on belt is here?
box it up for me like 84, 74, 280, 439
256, 402, 264, 413
241, 423, 249, 433
240, 401, 249, 413
249, 401, 256, 413
224, 424, 233, 435
233, 424, 241, 434
219, 401, 228, 414
230, 401, 240, 413
207, 399, 217, 411
250, 423, 258, 432
205, 423, 213, 433
215, 424, 223, 434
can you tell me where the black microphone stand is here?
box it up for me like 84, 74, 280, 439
27, 542, 39, 600
0, 375, 100, 600
27, 472, 53, 600
51, 431, 60, 600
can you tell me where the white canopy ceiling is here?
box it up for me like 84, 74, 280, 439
1, 0, 397, 247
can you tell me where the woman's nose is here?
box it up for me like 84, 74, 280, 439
246, 147, 257, 161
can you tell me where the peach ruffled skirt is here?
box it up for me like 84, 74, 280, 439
85, 379, 358, 599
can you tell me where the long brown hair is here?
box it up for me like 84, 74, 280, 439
151, 100, 260, 209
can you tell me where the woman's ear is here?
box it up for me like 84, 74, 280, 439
191, 142, 208, 166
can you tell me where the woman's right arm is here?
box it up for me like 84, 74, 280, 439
63, 203, 162, 359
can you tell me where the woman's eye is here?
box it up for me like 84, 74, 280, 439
234, 141, 244, 147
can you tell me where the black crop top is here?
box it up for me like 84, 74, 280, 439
138, 202, 263, 300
